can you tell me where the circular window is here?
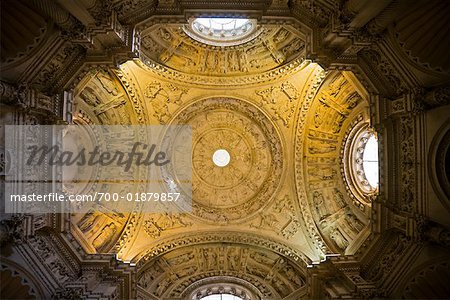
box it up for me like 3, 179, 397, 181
343, 123, 379, 203
184, 17, 261, 46
212, 149, 231, 167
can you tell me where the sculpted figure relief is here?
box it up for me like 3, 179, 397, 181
144, 81, 188, 123
327, 75, 346, 98
94, 97, 127, 115
345, 212, 364, 233
140, 24, 305, 76
137, 243, 306, 298
284, 265, 305, 287
80, 89, 101, 107
170, 98, 281, 222
227, 247, 241, 271
78, 210, 102, 233
330, 227, 349, 251
96, 72, 119, 96
313, 191, 330, 220
144, 213, 192, 238
333, 188, 347, 208
203, 248, 218, 270
251, 213, 279, 230
138, 263, 164, 289
256, 81, 299, 126
309, 142, 337, 154
92, 223, 117, 251
308, 167, 336, 180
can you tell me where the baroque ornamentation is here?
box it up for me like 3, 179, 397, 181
256, 81, 300, 127
140, 25, 305, 76
398, 115, 417, 213
143, 213, 192, 238
250, 195, 301, 239
135, 231, 310, 266
169, 97, 284, 223
294, 67, 329, 255
296, 71, 369, 254
137, 243, 306, 298
143, 81, 189, 124
136, 54, 309, 87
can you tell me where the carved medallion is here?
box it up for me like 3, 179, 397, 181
169, 98, 283, 223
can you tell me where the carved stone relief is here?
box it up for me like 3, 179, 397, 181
256, 81, 300, 127
70, 70, 147, 253
298, 72, 369, 253
143, 213, 192, 238
168, 97, 283, 223
251, 195, 301, 239
3, 2, 450, 300
140, 25, 306, 77
143, 81, 189, 124
137, 243, 306, 298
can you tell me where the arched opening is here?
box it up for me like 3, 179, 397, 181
185, 17, 259, 46
362, 134, 379, 188
202, 295, 243, 300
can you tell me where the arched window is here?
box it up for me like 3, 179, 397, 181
184, 17, 260, 46
202, 295, 243, 300
362, 134, 379, 188
343, 123, 379, 204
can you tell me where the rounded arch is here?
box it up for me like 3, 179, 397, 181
136, 241, 307, 299
132, 231, 311, 266
429, 119, 450, 212
0, 258, 46, 299
392, 254, 450, 299
183, 276, 260, 300
296, 70, 371, 255
69, 68, 148, 254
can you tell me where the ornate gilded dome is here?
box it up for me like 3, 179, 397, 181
170, 97, 283, 223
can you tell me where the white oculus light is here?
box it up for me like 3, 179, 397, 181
185, 17, 260, 47
212, 149, 231, 167
362, 135, 379, 188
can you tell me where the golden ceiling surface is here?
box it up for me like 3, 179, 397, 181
174, 97, 283, 223
140, 24, 306, 76
70, 19, 370, 298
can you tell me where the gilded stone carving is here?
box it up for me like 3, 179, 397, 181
140, 24, 305, 77
168, 98, 283, 223
143, 213, 192, 238
250, 195, 301, 239
256, 81, 300, 127
3, 2, 449, 299
78, 210, 102, 233
138, 243, 305, 298
135, 231, 310, 266
92, 223, 117, 251
296, 71, 370, 254
143, 81, 189, 123
330, 227, 349, 251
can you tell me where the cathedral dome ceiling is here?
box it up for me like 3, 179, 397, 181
3, 0, 450, 299
71, 36, 371, 279
170, 97, 284, 224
